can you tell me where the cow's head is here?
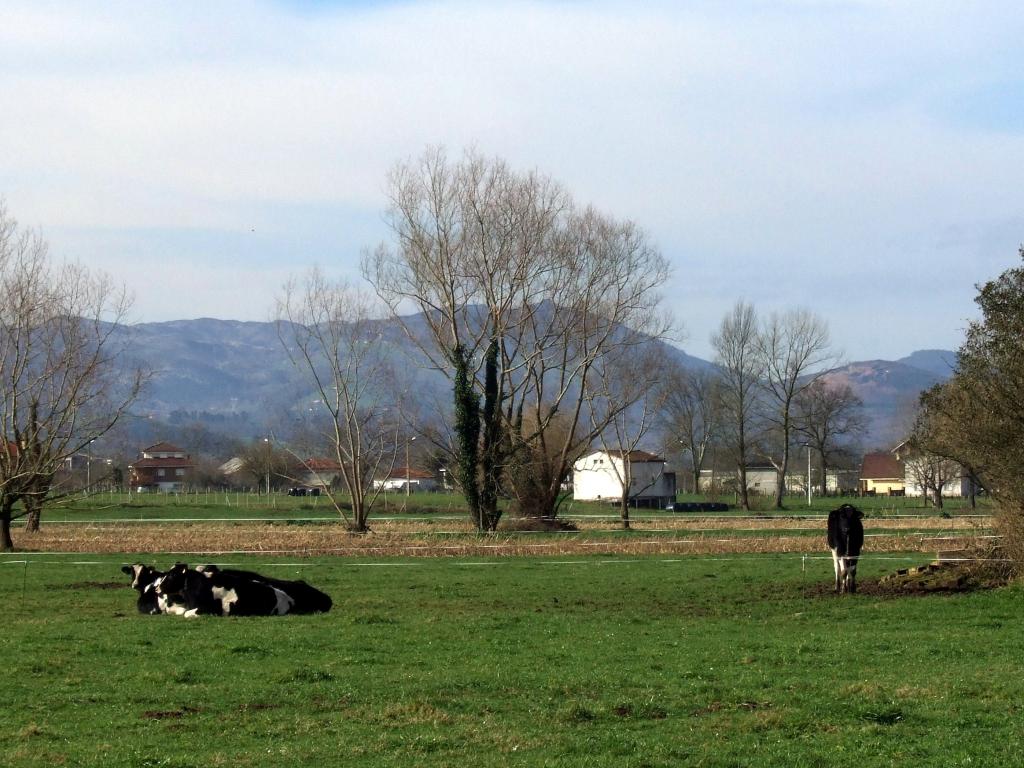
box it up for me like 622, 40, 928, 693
195, 564, 220, 578
156, 562, 191, 596
838, 503, 863, 519
122, 563, 162, 591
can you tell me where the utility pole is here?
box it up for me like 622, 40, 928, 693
405, 436, 417, 497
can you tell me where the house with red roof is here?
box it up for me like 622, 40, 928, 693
858, 452, 905, 496
298, 457, 345, 491
128, 442, 194, 492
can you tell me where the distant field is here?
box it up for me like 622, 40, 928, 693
23, 489, 992, 525
2, 553, 1020, 767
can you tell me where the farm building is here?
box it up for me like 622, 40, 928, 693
573, 450, 676, 508
374, 467, 438, 492
128, 442, 194, 493
892, 441, 976, 498
699, 463, 785, 496
859, 452, 905, 495
699, 465, 858, 496
299, 458, 344, 491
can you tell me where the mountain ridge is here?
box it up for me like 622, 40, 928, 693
122, 317, 955, 453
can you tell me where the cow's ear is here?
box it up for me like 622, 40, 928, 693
121, 565, 133, 575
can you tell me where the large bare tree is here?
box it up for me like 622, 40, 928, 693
711, 301, 762, 511
365, 148, 672, 530
586, 343, 670, 529
277, 270, 401, 532
793, 378, 866, 496
0, 202, 145, 550
661, 363, 720, 496
757, 309, 836, 508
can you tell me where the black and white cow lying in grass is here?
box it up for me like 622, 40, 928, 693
827, 504, 864, 594
122, 563, 332, 617
121, 563, 188, 615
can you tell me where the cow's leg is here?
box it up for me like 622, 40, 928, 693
831, 548, 842, 593
845, 557, 858, 593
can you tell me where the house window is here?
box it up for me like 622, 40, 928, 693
175, 469, 184, 477
157, 469, 165, 477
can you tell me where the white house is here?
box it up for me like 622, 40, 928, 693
373, 467, 438, 492
572, 450, 676, 508
892, 441, 975, 498
699, 463, 780, 495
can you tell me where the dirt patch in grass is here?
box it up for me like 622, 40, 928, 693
141, 706, 201, 720
805, 555, 1014, 599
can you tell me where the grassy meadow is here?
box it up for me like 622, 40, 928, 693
24, 489, 990, 525
2, 552, 1021, 767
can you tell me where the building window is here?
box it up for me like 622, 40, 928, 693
157, 469, 165, 477
175, 469, 185, 477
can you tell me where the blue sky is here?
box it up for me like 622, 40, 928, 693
2, 0, 1022, 361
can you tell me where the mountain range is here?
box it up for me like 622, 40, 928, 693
120, 317, 956, 454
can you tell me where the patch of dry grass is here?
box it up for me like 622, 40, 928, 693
12, 515, 994, 559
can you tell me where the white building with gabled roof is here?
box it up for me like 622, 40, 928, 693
572, 450, 676, 508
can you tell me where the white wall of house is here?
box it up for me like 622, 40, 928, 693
903, 463, 973, 497
573, 452, 674, 502
373, 477, 438, 492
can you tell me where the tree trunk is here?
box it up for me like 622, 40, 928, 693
933, 488, 943, 509
25, 496, 40, 533
737, 464, 750, 511
1, 499, 13, 551
619, 497, 631, 530
452, 345, 483, 530
479, 339, 502, 532
773, 444, 788, 509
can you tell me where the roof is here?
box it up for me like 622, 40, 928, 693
860, 452, 905, 480
383, 467, 435, 480
590, 450, 665, 463
130, 457, 195, 469
303, 458, 343, 472
143, 441, 185, 453
218, 457, 246, 475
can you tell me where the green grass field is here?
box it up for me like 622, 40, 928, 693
2, 552, 1020, 767
25, 489, 990, 525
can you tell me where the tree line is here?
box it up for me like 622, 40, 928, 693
0, 150, 871, 547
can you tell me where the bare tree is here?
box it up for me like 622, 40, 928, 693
712, 301, 763, 511
276, 270, 401, 532
0, 202, 145, 550
757, 309, 836, 508
239, 438, 293, 494
905, 450, 960, 509
661, 363, 720, 496
587, 343, 670, 529
365, 148, 672, 530
793, 379, 866, 496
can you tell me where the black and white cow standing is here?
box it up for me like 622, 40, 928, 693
156, 563, 295, 617
827, 504, 864, 594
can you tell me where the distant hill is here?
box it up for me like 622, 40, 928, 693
896, 349, 958, 379
118, 316, 955, 457
818, 356, 954, 450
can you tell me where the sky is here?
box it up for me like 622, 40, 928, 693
1, 0, 1022, 362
